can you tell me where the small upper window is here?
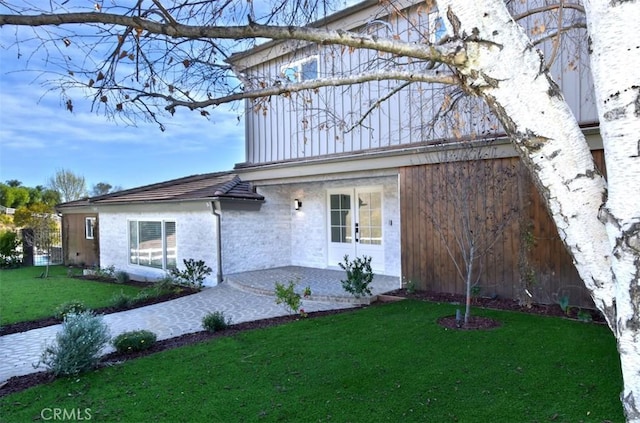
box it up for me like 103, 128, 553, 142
429, 14, 447, 43
281, 56, 318, 83
85, 217, 96, 240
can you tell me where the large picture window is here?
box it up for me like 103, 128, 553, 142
129, 220, 176, 270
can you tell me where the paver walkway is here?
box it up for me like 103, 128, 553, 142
0, 266, 400, 385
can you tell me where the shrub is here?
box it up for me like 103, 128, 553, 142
0, 230, 20, 269
202, 311, 232, 332
153, 275, 181, 295
274, 280, 310, 316
339, 255, 374, 298
54, 300, 87, 320
39, 311, 110, 376
94, 265, 116, 280
169, 259, 212, 290
112, 330, 157, 353
115, 270, 130, 284
133, 290, 154, 304
110, 291, 134, 309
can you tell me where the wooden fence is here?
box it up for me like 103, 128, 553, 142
400, 150, 605, 309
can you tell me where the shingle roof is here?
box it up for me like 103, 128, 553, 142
57, 172, 263, 209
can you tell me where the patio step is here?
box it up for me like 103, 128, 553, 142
224, 276, 374, 305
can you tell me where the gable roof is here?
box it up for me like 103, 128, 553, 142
57, 172, 264, 210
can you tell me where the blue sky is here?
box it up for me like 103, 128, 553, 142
0, 30, 246, 192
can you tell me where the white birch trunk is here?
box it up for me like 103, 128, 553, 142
436, 1, 638, 419
582, 1, 640, 419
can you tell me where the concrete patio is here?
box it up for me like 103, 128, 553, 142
225, 266, 401, 303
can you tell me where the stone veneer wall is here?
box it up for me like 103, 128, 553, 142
222, 174, 400, 277
220, 185, 292, 274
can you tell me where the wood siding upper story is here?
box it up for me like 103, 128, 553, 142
237, 1, 597, 166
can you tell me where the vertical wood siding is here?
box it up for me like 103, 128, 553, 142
242, 1, 596, 165
61, 214, 99, 267
400, 150, 605, 308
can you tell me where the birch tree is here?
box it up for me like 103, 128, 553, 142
0, 0, 638, 419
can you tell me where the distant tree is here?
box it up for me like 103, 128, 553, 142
47, 169, 87, 203
0, 183, 30, 208
41, 189, 61, 207
90, 182, 122, 196
5, 180, 22, 187
27, 186, 62, 207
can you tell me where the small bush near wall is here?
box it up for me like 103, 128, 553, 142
115, 270, 130, 284
0, 230, 21, 269
39, 311, 110, 377
169, 259, 212, 291
339, 255, 374, 298
112, 330, 157, 353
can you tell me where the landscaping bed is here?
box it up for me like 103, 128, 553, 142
0, 289, 607, 398
0, 276, 198, 336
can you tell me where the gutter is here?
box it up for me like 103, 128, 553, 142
212, 200, 224, 284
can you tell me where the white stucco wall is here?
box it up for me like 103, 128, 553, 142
98, 201, 219, 286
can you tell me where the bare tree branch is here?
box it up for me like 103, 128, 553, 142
0, 13, 468, 66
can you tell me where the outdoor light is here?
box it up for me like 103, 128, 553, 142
294, 199, 302, 210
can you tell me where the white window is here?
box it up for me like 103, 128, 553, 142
85, 217, 96, 239
429, 14, 447, 43
281, 56, 318, 83
129, 220, 177, 270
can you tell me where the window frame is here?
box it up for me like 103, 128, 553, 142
128, 219, 177, 270
85, 217, 96, 240
280, 55, 319, 83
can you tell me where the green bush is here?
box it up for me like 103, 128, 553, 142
153, 275, 180, 295
274, 280, 310, 316
115, 270, 130, 284
54, 300, 88, 320
133, 290, 154, 303
169, 259, 212, 290
112, 330, 157, 353
202, 311, 232, 332
94, 265, 116, 280
339, 255, 374, 298
110, 291, 134, 309
39, 311, 110, 376
0, 230, 21, 268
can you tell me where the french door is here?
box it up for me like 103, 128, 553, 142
327, 187, 384, 272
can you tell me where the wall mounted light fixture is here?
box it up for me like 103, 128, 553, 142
294, 199, 302, 210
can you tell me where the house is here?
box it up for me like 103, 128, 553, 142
57, 0, 602, 307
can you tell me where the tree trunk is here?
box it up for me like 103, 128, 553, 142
464, 244, 474, 325
437, 0, 638, 420
582, 1, 640, 419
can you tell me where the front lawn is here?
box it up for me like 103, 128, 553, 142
0, 300, 624, 422
0, 266, 144, 325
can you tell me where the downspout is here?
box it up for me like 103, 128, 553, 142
212, 200, 223, 284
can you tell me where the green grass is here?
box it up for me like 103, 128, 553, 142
0, 301, 624, 422
0, 266, 144, 325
